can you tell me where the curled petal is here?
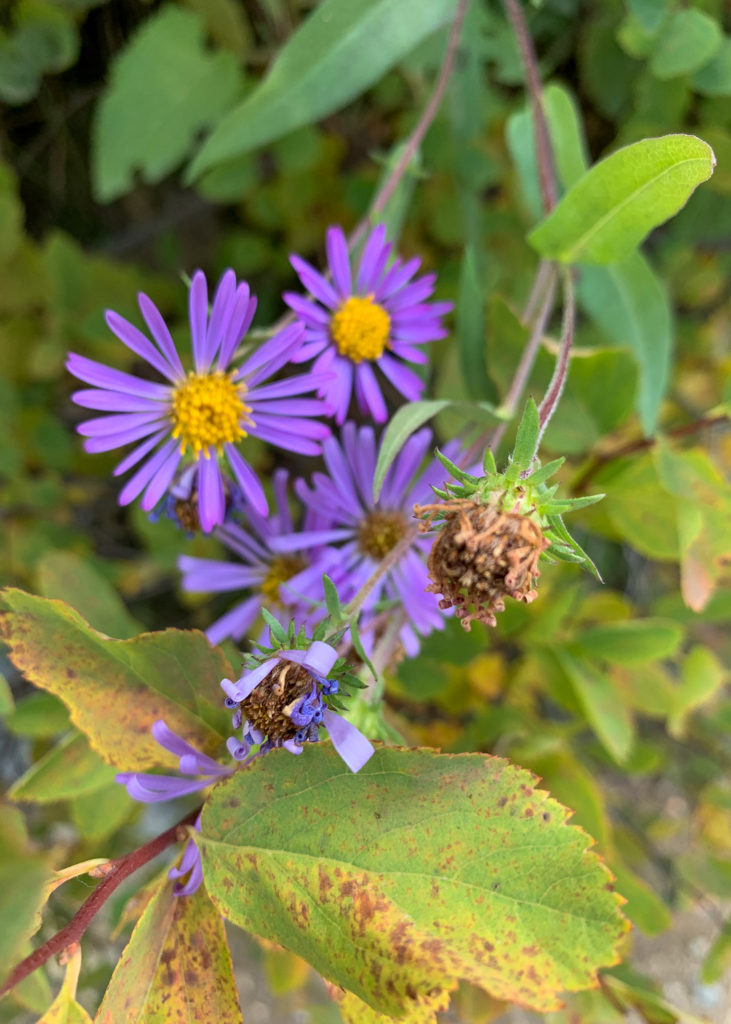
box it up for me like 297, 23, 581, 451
322, 710, 374, 772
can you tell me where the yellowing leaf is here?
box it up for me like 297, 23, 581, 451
0, 589, 232, 770
199, 746, 628, 1016
94, 881, 243, 1024
36, 948, 92, 1024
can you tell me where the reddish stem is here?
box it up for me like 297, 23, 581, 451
502, 0, 558, 214
0, 808, 200, 999
538, 268, 575, 439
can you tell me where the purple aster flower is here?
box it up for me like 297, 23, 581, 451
273, 423, 452, 657
178, 469, 343, 645
284, 224, 452, 424
67, 269, 332, 532
222, 640, 374, 773
116, 720, 233, 896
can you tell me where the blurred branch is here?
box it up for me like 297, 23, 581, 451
537, 266, 575, 440
502, 0, 557, 214
0, 808, 200, 999
348, 0, 471, 251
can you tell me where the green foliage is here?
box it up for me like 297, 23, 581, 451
0, 807, 53, 987
529, 135, 716, 264
92, 6, 242, 201
199, 745, 627, 1015
187, 0, 455, 179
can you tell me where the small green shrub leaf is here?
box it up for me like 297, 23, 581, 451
528, 135, 715, 264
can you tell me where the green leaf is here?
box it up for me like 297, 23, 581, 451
187, 0, 455, 179
506, 82, 589, 219
9, 731, 118, 803
0, 669, 14, 715
578, 251, 673, 435
692, 36, 731, 97
92, 6, 241, 201
595, 454, 680, 561
701, 918, 731, 984
456, 246, 493, 402
199, 745, 627, 1016
668, 645, 727, 738
34, 948, 92, 1024
95, 881, 243, 1024
70, 781, 135, 842
649, 9, 722, 80
37, 550, 142, 639
528, 135, 716, 265
348, 617, 377, 680
260, 607, 288, 645
506, 398, 539, 480
0, 589, 232, 770
573, 618, 683, 665
610, 863, 672, 936
0, 806, 53, 986
372, 400, 450, 500
323, 575, 342, 620
556, 650, 635, 764
5, 691, 70, 737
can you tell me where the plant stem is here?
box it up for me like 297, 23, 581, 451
0, 808, 200, 998
572, 413, 730, 491
502, 0, 557, 214
349, 0, 471, 251
537, 266, 575, 442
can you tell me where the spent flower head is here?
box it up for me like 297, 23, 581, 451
222, 622, 373, 773
415, 400, 604, 630
67, 270, 332, 532
284, 224, 452, 424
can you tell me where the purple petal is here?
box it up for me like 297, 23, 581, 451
323, 710, 374, 772
375, 256, 421, 301
113, 429, 168, 477
356, 224, 390, 293
207, 596, 261, 646
377, 353, 425, 401
226, 736, 251, 761
354, 361, 387, 422
197, 456, 226, 532
205, 269, 236, 366
137, 292, 185, 378
67, 353, 170, 399
140, 443, 182, 510
224, 444, 268, 516
226, 658, 279, 702
72, 389, 164, 413
326, 225, 352, 297
289, 254, 339, 309
385, 275, 437, 311
189, 270, 209, 373
105, 310, 179, 383
282, 291, 331, 326
179, 556, 262, 593
118, 438, 179, 505
118, 773, 212, 803
237, 322, 304, 383
250, 421, 326, 457
218, 284, 256, 370
302, 640, 338, 677
246, 372, 334, 402
77, 411, 167, 438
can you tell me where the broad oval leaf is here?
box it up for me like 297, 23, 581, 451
187, 0, 455, 179
649, 9, 722, 80
95, 881, 243, 1024
0, 589, 232, 770
573, 618, 683, 665
9, 732, 118, 803
198, 745, 627, 1016
556, 650, 635, 765
528, 135, 715, 265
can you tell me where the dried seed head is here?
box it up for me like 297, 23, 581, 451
241, 662, 322, 744
416, 499, 550, 630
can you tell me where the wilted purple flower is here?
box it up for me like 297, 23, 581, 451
273, 423, 450, 656
116, 720, 233, 896
222, 640, 374, 773
178, 469, 341, 645
67, 270, 332, 532
284, 225, 452, 424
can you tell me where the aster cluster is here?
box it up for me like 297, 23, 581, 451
69, 226, 599, 898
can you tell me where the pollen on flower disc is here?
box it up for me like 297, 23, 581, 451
330, 295, 391, 363
171, 371, 251, 457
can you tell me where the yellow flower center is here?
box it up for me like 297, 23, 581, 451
170, 371, 251, 458
330, 295, 391, 363
259, 555, 308, 608
357, 511, 408, 560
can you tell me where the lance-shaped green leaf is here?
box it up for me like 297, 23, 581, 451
36, 948, 92, 1024
573, 618, 683, 666
556, 650, 635, 764
198, 745, 627, 1016
95, 881, 243, 1024
528, 135, 715, 264
0, 589, 232, 770
187, 0, 455, 179
9, 731, 118, 803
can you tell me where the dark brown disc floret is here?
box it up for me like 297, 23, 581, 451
241, 661, 318, 744
416, 499, 550, 630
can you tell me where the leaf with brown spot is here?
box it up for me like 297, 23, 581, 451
199, 746, 628, 1016
0, 589, 233, 770
94, 880, 243, 1024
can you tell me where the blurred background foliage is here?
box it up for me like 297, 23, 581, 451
0, 0, 729, 1021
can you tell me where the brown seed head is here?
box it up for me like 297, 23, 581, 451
241, 662, 316, 743
416, 499, 550, 630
